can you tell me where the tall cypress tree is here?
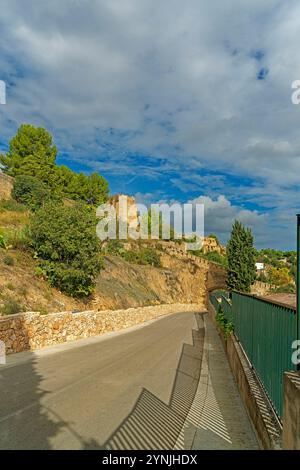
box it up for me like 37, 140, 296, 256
227, 220, 256, 292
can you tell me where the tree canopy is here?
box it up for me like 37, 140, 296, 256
30, 202, 102, 297
0, 124, 57, 187
1, 124, 109, 205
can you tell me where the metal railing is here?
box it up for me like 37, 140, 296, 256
209, 290, 298, 419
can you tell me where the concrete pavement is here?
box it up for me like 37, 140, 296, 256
0, 310, 259, 449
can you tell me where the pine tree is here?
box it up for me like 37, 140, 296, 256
227, 220, 256, 292
0, 124, 57, 187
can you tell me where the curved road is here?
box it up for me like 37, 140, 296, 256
0, 310, 259, 449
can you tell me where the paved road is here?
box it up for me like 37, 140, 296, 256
0, 311, 259, 449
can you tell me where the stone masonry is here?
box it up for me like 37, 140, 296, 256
0, 303, 202, 354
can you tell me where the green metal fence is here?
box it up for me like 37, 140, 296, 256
209, 290, 298, 419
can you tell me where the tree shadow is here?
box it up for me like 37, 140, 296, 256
0, 315, 100, 450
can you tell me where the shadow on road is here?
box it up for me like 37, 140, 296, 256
0, 316, 100, 450
102, 313, 205, 450
0, 312, 205, 449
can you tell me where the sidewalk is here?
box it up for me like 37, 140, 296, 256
175, 314, 260, 450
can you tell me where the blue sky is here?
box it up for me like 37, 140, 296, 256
1, 0, 300, 249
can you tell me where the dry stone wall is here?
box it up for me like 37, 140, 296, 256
0, 303, 202, 354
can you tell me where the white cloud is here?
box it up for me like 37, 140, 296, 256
0, 0, 300, 248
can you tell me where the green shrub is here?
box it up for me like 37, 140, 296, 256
139, 248, 161, 267
0, 298, 23, 315
121, 247, 161, 267
30, 202, 102, 297
12, 175, 52, 211
216, 306, 234, 338
273, 284, 296, 294
122, 250, 140, 264
0, 199, 27, 212
105, 239, 124, 255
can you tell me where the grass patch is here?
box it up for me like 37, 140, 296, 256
0, 298, 23, 315
0, 227, 30, 250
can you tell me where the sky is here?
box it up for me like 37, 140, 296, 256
1, 0, 300, 249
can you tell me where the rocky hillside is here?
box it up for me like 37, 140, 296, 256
0, 173, 226, 315
0, 240, 226, 315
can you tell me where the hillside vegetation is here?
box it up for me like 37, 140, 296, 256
0, 125, 216, 315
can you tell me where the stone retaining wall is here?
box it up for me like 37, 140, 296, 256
0, 303, 202, 354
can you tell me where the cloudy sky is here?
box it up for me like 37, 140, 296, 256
1, 0, 300, 248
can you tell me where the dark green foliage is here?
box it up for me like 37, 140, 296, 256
30, 202, 102, 297
0, 124, 57, 187
227, 220, 256, 293
12, 175, 52, 211
1, 124, 109, 207
57, 168, 109, 205
216, 306, 234, 338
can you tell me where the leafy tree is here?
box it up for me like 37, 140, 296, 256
0, 124, 57, 187
30, 202, 102, 297
1, 125, 110, 205
268, 266, 293, 287
12, 175, 52, 211
64, 171, 109, 205
227, 220, 256, 292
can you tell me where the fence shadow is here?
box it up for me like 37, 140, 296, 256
102, 313, 205, 450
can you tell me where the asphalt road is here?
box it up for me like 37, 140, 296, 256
0, 310, 258, 450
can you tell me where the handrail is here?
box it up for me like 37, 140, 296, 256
232, 290, 296, 312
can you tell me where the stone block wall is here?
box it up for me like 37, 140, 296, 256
0, 303, 201, 354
